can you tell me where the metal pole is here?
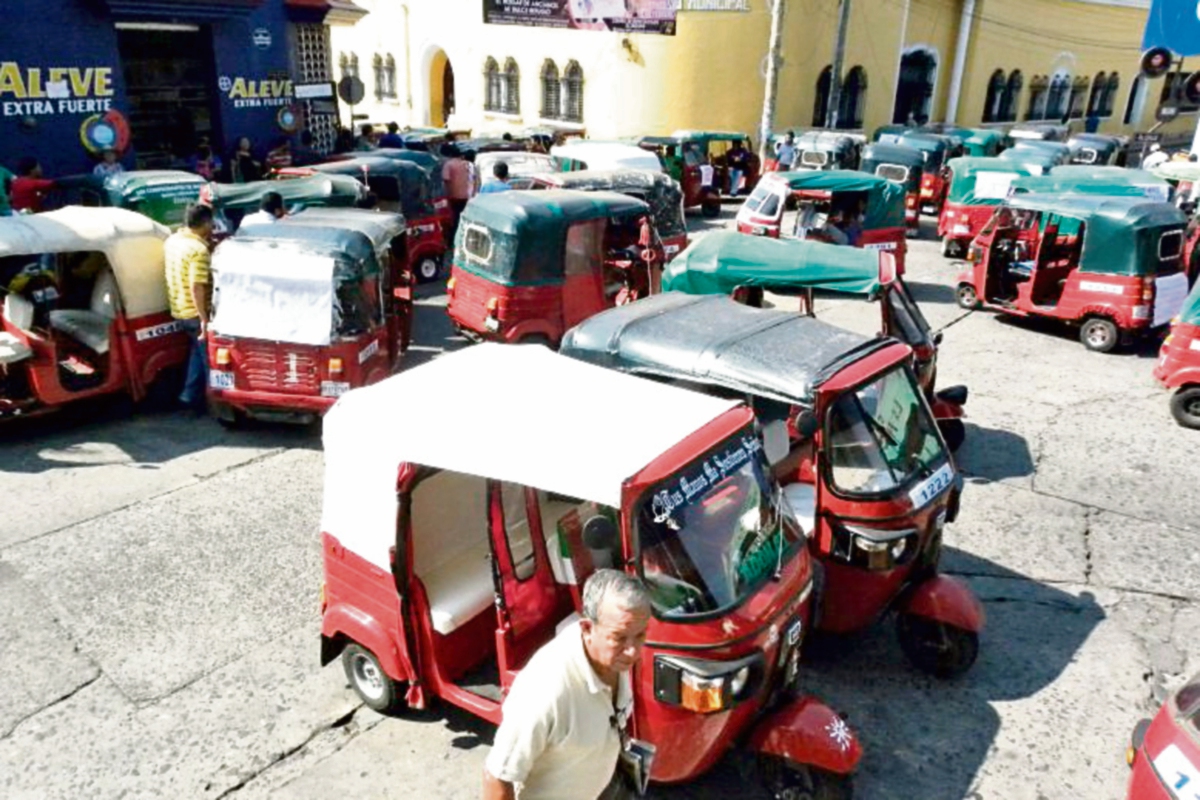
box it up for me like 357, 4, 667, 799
945, 0, 976, 123
825, 0, 852, 130
758, 0, 787, 165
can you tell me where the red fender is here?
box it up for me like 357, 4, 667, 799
901, 574, 986, 633
1166, 370, 1200, 391
930, 398, 965, 420
747, 694, 862, 776
954, 267, 976, 287
321, 601, 413, 684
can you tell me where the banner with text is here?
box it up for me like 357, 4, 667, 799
483, 0, 679, 35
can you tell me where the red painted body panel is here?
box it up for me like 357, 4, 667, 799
1127, 701, 1200, 800
901, 574, 986, 631
1156, 322, 1200, 388
446, 267, 564, 343
920, 173, 947, 215
405, 216, 447, 268
748, 695, 863, 775
937, 202, 994, 244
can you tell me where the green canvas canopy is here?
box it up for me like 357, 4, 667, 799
208, 174, 365, 213
53, 170, 205, 227
661, 229, 881, 296
893, 133, 950, 171
767, 170, 906, 228
872, 125, 914, 142
1005, 194, 1186, 276
305, 157, 436, 218
963, 129, 1004, 157
1013, 168, 1170, 201
1179, 279, 1200, 326
999, 147, 1061, 174
945, 157, 1038, 205
1008, 140, 1071, 163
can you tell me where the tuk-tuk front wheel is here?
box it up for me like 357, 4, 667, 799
759, 756, 853, 800
1170, 386, 1200, 429
955, 284, 979, 310
1079, 316, 1119, 353
342, 644, 404, 714
896, 613, 979, 679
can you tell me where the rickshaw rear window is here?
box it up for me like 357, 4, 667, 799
876, 164, 909, 183
464, 225, 493, 264
801, 151, 828, 167
334, 274, 382, 337
1160, 230, 1183, 261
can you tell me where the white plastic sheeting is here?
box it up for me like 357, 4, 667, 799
211, 240, 336, 346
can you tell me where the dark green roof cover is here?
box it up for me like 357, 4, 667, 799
672, 130, 751, 143
893, 133, 950, 170
861, 143, 925, 169
661, 229, 881, 296
367, 148, 446, 195
1005, 194, 1186, 276
872, 124, 914, 142
767, 170, 906, 228
1150, 161, 1200, 184
538, 169, 686, 237
1010, 140, 1071, 160
230, 220, 382, 281
964, 129, 1004, 156
307, 157, 434, 217
945, 157, 1037, 204
53, 170, 205, 227
280, 208, 407, 247
210, 174, 364, 212
559, 291, 873, 406
999, 147, 1060, 172
1179, 279, 1200, 326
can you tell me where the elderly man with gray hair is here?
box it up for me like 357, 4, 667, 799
483, 569, 652, 800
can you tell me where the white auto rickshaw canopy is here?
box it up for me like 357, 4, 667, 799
321, 344, 739, 571
550, 142, 664, 173
0, 207, 170, 319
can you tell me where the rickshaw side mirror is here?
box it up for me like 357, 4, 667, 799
933, 330, 944, 346
793, 410, 819, 440
582, 515, 619, 553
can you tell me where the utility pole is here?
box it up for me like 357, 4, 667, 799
758, 0, 786, 165
825, 0, 852, 130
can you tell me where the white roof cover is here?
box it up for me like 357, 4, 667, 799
0, 207, 170, 318
321, 344, 738, 570
551, 142, 664, 173
211, 239, 337, 346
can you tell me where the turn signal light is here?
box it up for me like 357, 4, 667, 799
960, 213, 970, 222
215, 347, 231, 366
1141, 279, 1155, 302
447, 276, 456, 294
328, 357, 344, 375
319, 581, 327, 613
680, 673, 725, 714
1126, 745, 1136, 767
486, 297, 500, 316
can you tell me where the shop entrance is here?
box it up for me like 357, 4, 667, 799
116, 24, 219, 169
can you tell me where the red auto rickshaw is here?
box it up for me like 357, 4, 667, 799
320, 344, 862, 796
1126, 674, 1200, 799
446, 190, 661, 346
956, 195, 1191, 352
276, 157, 447, 283
937, 157, 1038, 258
1155, 278, 1200, 428
0, 207, 189, 420
735, 170, 909, 274
561, 293, 983, 677
206, 210, 410, 425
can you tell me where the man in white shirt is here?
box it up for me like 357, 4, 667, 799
774, 132, 797, 171
1142, 144, 1170, 170
239, 191, 286, 228
483, 569, 651, 800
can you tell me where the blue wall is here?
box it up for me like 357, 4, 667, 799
0, 0, 300, 178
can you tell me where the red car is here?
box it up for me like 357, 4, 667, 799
1127, 674, 1200, 798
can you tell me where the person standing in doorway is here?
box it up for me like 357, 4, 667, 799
165, 204, 214, 416
483, 569, 651, 800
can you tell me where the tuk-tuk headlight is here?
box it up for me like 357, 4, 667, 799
832, 523, 920, 571
653, 652, 764, 715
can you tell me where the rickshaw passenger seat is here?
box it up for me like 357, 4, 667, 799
48, 269, 120, 355
782, 482, 817, 537
421, 540, 494, 636
0, 294, 33, 365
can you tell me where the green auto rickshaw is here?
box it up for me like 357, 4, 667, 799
50, 170, 206, 228
999, 146, 1062, 175
793, 131, 863, 171
963, 129, 1005, 157
1011, 168, 1172, 202
859, 142, 925, 236
1066, 133, 1124, 166
205, 173, 366, 233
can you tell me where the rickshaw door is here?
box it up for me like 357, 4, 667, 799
561, 220, 608, 328
490, 482, 562, 680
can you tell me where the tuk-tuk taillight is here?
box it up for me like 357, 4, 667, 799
905, 196, 916, 208
328, 357, 344, 375
959, 212, 970, 222
446, 276, 456, 296
1141, 279, 1155, 303
215, 347, 231, 367
486, 297, 502, 318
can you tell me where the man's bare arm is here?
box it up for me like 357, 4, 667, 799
482, 769, 516, 800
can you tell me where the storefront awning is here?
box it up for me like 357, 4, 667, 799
102, 0, 264, 20
285, 0, 368, 25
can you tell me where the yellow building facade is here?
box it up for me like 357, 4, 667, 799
330, 0, 1188, 144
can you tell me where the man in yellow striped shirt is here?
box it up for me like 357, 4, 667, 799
164, 204, 214, 414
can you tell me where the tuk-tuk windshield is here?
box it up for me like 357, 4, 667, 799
637, 430, 804, 619
827, 366, 947, 497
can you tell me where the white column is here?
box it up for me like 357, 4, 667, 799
945, 0, 976, 124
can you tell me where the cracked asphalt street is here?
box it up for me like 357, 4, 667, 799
1, 209, 1196, 800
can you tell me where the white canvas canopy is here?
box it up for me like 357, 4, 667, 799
321, 344, 739, 571
0, 207, 169, 318
210, 239, 337, 346
551, 142, 664, 173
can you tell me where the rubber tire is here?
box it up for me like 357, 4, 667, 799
416, 256, 441, 284
955, 283, 979, 310
341, 644, 404, 714
1079, 316, 1119, 353
1170, 386, 1200, 429
701, 200, 721, 219
896, 613, 980, 679
938, 418, 966, 452
941, 236, 959, 258
759, 756, 853, 800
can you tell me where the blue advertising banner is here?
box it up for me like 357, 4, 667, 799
1143, 0, 1200, 57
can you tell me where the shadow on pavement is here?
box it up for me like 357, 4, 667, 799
905, 279, 959, 307
953, 422, 1035, 483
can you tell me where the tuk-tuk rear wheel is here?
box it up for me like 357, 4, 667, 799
759, 756, 853, 800
955, 284, 979, 310
1079, 316, 1119, 353
342, 644, 404, 714
416, 257, 441, 283
896, 614, 979, 679
1170, 386, 1200, 429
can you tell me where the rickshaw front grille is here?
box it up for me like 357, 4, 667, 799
242, 346, 320, 393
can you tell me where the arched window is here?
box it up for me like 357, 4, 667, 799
982, 69, 1005, 123
1086, 72, 1106, 117
540, 60, 560, 120
503, 58, 520, 114
892, 49, 937, 124
1000, 70, 1023, 122
1026, 75, 1049, 120
812, 65, 832, 127
372, 54, 384, 100
384, 55, 397, 99
838, 66, 867, 129
1102, 73, 1120, 117
1068, 76, 1090, 119
1124, 74, 1146, 125
1045, 73, 1069, 120
563, 61, 584, 122
483, 57, 501, 112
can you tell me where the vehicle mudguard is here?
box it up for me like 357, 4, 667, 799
1076, 302, 1129, 329
747, 694, 862, 776
930, 390, 967, 421
505, 321, 559, 345
901, 574, 986, 633
321, 601, 412, 684
1165, 368, 1200, 391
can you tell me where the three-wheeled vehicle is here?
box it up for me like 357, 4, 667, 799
49, 170, 206, 228
363, 148, 454, 246
276, 157, 447, 283
793, 131, 862, 172
893, 133, 957, 217
206, 210, 408, 425
1067, 133, 1124, 165
1001, 140, 1071, 173
526, 169, 689, 260
205, 174, 366, 234
1125, 672, 1200, 798
736, 171, 909, 273
446, 190, 661, 345
552, 141, 664, 174
320, 343, 862, 795
0, 207, 189, 420
962, 129, 1005, 158
670, 130, 762, 197
474, 151, 559, 190
561, 293, 982, 676
859, 143, 925, 236
956, 194, 1190, 352
1008, 169, 1172, 202
938, 157, 1038, 257
661, 230, 969, 449
1153, 279, 1200, 428
1007, 122, 1070, 143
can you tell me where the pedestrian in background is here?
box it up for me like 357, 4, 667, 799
11, 157, 54, 213
92, 148, 124, 178
379, 122, 405, 149
774, 131, 797, 171
239, 191, 286, 227
188, 141, 222, 181
479, 161, 512, 194
231, 137, 262, 183
164, 203, 214, 416
441, 144, 473, 241
482, 569, 650, 800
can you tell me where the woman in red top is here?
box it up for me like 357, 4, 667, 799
11, 157, 54, 213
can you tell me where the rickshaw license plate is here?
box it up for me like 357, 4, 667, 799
321, 381, 351, 398
484, 317, 500, 332
209, 371, 235, 390
909, 463, 955, 509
